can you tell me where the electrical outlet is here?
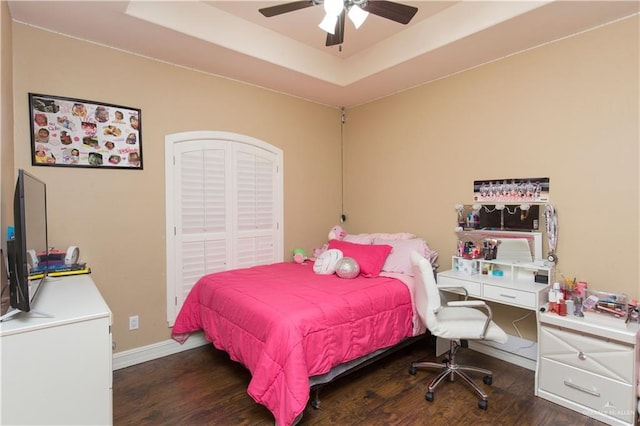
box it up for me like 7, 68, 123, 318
129, 315, 139, 330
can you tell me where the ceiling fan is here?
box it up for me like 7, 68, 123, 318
259, 0, 418, 47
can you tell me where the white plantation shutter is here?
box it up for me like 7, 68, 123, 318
166, 132, 283, 325
235, 149, 278, 267
175, 145, 229, 306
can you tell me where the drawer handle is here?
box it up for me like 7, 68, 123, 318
563, 380, 600, 397
578, 351, 586, 361
499, 293, 516, 299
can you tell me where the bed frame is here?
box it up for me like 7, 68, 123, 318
308, 334, 428, 409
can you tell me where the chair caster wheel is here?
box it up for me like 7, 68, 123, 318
483, 375, 492, 386
478, 399, 488, 410
409, 366, 417, 375
311, 399, 320, 409
425, 391, 434, 402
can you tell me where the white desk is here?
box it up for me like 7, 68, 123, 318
0, 274, 113, 425
437, 256, 551, 311
435, 258, 550, 370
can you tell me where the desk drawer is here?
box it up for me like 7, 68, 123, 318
483, 284, 535, 309
437, 276, 481, 297
538, 358, 634, 424
539, 325, 633, 383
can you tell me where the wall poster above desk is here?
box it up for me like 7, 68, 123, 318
29, 93, 142, 170
473, 177, 549, 203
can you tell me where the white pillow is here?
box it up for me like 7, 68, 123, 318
371, 232, 416, 242
343, 234, 374, 244
313, 249, 343, 275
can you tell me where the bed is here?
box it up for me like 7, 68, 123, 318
172, 233, 436, 426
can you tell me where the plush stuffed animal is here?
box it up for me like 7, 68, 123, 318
312, 225, 347, 260
293, 248, 308, 264
328, 225, 346, 241
313, 245, 327, 260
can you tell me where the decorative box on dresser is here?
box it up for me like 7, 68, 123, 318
536, 312, 639, 426
0, 274, 112, 425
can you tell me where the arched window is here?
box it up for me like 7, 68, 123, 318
165, 131, 283, 325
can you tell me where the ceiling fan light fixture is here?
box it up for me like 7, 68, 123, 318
347, 4, 368, 29
261, 0, 419, 46
323, 0, 343, 16
319, 13, 338, 34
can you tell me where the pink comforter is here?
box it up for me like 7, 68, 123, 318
172, 262, 415, 426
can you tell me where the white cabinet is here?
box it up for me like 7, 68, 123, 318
1, 275, 112, 425
437, 256, 551, 311
536, 313, 639, 425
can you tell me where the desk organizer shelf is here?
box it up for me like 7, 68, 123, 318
438, 256, 552, 311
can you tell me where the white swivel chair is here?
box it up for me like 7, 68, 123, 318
408, 251, 508, 410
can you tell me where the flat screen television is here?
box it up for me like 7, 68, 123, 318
1, 169, 49, 321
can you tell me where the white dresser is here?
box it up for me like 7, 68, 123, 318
0, 274, 113, 425
536, 312, 639, 425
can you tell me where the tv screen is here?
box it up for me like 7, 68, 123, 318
3, 169, 49, 319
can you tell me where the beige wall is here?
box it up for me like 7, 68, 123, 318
344, 16, 639, 338
11, 24, 342, 351
7, 16, 639, 349
1, 0, 15, 308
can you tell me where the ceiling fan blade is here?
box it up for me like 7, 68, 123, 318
364, 1, 418, 25
259, 1, 315, 18
326, 10, 345, 46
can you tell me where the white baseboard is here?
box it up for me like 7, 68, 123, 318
112, 332, 209, 370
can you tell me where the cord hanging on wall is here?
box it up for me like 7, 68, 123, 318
340, 107, 346, 222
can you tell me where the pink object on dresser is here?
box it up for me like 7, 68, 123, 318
172, 262, 416, 426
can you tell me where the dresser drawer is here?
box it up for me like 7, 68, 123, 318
538, 358, 634, 424
482, 284, 535, 309
540, 325, 634, 383
437, 275, 482, 298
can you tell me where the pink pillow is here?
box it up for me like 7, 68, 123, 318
327, 239, 392, 278
378, 238, 435, 276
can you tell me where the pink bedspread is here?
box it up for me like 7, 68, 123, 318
172, 262, 415, 426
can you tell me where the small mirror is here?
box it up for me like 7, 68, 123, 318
457, 204, 540, 231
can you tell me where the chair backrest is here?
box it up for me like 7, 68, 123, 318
410, 250, 441, 332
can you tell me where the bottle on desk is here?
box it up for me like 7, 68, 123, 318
548, 282, 564, 314
557, 298, 567, 316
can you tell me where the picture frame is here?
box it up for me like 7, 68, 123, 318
473, 177, 550, 203
29, 93, 142, 169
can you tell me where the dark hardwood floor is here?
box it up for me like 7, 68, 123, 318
113, 338, 604, 425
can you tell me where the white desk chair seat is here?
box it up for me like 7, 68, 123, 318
409, 250, 508, 410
